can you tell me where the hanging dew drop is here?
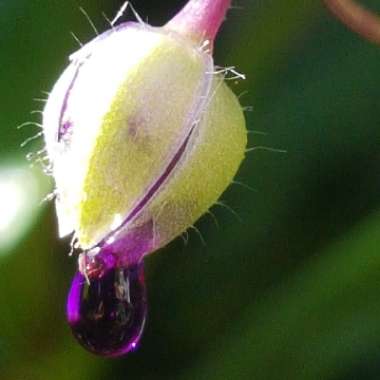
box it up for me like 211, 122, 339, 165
66, 261, 147, 357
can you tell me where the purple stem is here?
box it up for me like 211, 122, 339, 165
166, 0, 232, 47
324, 0, 380, 46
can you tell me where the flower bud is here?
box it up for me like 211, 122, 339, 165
43, 0, 247, 357
43, 2, 247, 268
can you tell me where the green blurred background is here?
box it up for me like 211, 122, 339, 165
1, 0, 380, 379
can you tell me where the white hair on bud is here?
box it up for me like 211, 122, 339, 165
79, 7, 99, 36
111, 1, 130, 26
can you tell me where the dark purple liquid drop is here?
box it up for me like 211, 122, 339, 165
66, 262, 147, 357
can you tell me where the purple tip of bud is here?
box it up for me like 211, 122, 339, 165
66, 263, 147, 357
166, 0, 232, 47
80, 219, 156, 278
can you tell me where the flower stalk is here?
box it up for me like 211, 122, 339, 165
324, 0, 380, 46
166, 0, 231, 48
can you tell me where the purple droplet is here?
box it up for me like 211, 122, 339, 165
66, 262, 147, 357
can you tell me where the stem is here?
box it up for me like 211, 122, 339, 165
165, 0, 231, 47
324, 0, 380, 46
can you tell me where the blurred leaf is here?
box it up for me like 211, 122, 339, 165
178, 211, 380, 380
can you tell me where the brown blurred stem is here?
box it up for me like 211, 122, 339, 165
324, 0, 380, 45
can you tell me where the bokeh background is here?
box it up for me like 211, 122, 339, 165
1, 0, 380, 379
